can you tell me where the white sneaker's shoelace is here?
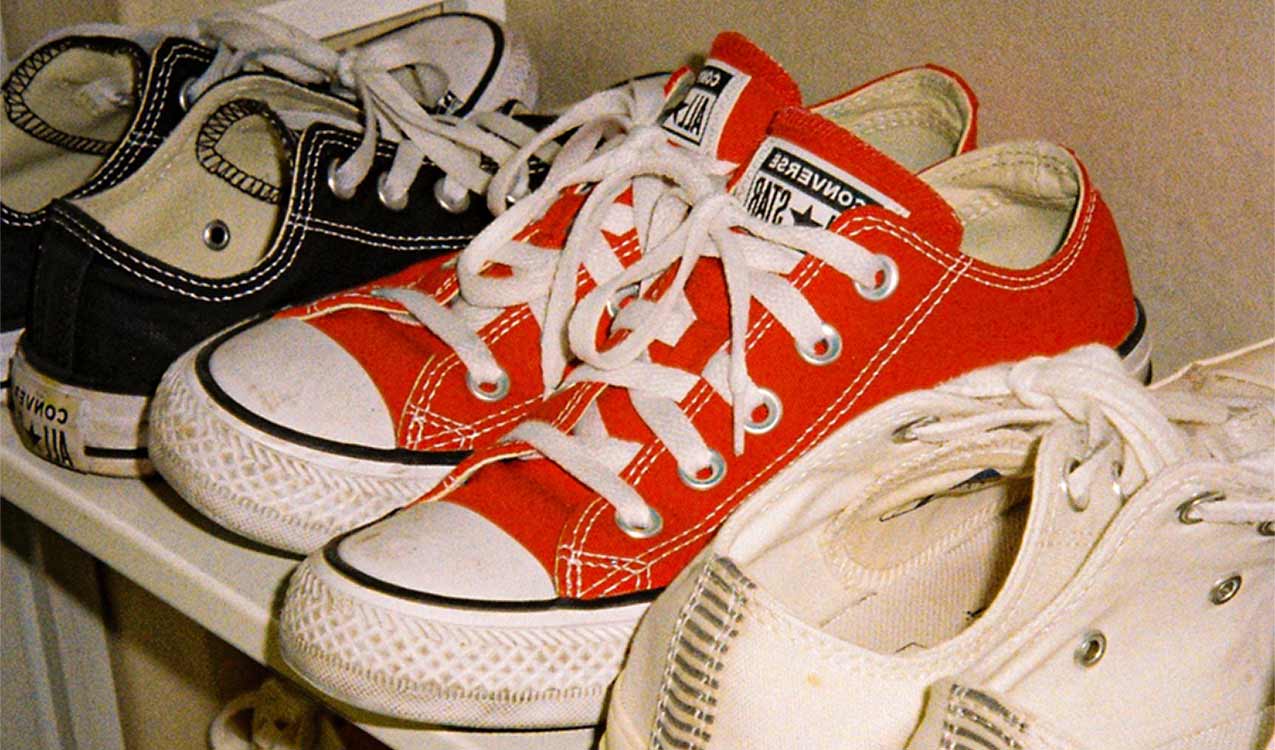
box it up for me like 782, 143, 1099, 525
904, 346, 1275, 528
367, 76, 689, 403
208, 677, 345, 750
182, 11, 541, 209
502, 159, 898, 533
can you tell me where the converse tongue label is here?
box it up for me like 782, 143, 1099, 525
661, 61, 751, 153
737, 137, 909, 227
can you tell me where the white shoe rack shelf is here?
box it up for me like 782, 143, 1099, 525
0, 414, 597, 749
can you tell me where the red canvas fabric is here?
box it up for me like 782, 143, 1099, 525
415, 105, 1137, 600
262, 33, 850, 453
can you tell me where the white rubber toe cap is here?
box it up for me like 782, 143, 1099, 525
330, 500, 556, 601
208, 318, 397, 447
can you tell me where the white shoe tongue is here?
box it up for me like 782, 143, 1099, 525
362, 13, 523, 115
1188, 405, 1275, 463
731, 106, 958, 232
660, 32, 802, 164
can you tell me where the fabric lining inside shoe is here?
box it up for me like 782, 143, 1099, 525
2, 44, 142, 213
921, 142, 1080, 269
73, 76, 359, 279
746, 471, 1031, 655
814, 67, 971, 175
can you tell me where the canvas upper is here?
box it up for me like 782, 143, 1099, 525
277, 32, 1148, 731
147, 32, 981, 554
8, 13, 543, 476
605, 340, 1273, 750
369, 117, 1145, 606
1, 28, 217, 374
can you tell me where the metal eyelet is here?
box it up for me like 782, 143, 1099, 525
891, 415, 938, 443
376, 173, 408, 211
326, 159, 356, 200
1209, 574, 1242, 605
1176, 490, 1225, 524
615, 507, 663, 539
1110, 460, 1126, 501
606, 283, 641, 318
434, 176, 471, 214
854, 254, 899, 301
678, 450, 725, 490
202, 220, 230, 250
1258, 521, 1275, 537
178, 77, 197, 109
1074, 630, 1106, 667
743, 388, 782, 435
796, 323, 842, 366
506, 180, 531, 206
1061, 457, 1087, 511
465, 370, 510, 402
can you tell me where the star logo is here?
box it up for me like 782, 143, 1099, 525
789, 204, 822, 227
26, 423, 41, 447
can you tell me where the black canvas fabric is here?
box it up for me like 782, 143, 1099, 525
1, 35, 215, 335
20, 117, 552, 396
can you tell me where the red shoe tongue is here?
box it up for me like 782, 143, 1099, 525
661, 32, 802, 166
732, 107, 960, 235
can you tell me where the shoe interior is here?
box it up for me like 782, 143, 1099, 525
813, 67, 972, 174
2, 43, 141, 212
744, 463, 1033, 656
73, 76, 357, 279
921, 141, 1081, 269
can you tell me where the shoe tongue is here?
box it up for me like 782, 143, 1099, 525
360, 14, 529, 115
731, 106, 958, 232
661, 32, 802, 166
637, 106, 958, 373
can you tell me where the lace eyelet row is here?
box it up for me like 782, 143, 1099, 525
612, 254, 901, 537
326, 157, 472, 214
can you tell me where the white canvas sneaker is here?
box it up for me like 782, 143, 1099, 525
604, 340, 1274, 750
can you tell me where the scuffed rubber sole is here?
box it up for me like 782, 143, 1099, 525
149, 344, 455, 554
8, 347, 151, 476
280, 554, 649, 729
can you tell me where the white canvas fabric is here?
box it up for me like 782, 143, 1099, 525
604, 340, 1275, 750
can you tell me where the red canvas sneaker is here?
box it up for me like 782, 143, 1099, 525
149, 32, 979, 554
276, 53, 1149, 733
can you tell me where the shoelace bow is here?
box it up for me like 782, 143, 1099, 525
183, 10, 541, 209
369, 77, 697, 404
501, 159, 899, 533
903, 345, 1274, 529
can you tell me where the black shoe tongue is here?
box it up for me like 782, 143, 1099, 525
661, 31, 802, 166
731, 106, 961, 242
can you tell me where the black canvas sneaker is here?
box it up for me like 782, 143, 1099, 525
8, 12, 544, 476
2, 26, 217, 390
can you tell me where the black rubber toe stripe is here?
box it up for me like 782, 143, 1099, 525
197, 317, 470, 466
323, 527, 662, 612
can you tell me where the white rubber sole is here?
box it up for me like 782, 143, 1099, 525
279, 553, 650, 729
149, 344, 456, 554
8, 347, 151, 476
